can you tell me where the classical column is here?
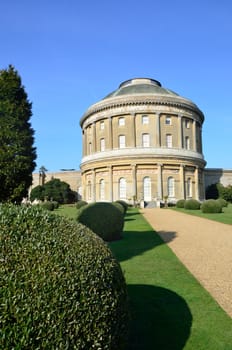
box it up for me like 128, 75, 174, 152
193, 120, 197, 151
157, 163, 163, 199
131, 164, 137, 199
180, 164, 185, 199
156, 113, 161, 147
108, 116, 113, 149
92, 169, 96, 202
108, 165, 113, 202
194, 166, 199, 200
178, 115, 183, 148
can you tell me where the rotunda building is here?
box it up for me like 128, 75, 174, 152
80, 78, 206, 204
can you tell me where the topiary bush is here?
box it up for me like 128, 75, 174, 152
0, 204, 129, 349
40, 201, 55, 211
52, 200, 59, 209
176, 199, 186, 208
201, 199, 223, 213
77, 202, 124, 241
184, 199, 201, 210
115, 200, 128, 214
76, 200, 88, 209
216, 198, 228, 208
113, 201, 125, 215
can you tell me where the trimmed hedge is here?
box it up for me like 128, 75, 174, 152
201, 199, 223, 213
77, 202, 124, 241
216, 198, 228, 208
113, 201, 125, 215
115, 200, 128, 214
184, 199, 201, 210
176, 199, 186, 208
0, 204, 129, 349
76, 200, 88, 209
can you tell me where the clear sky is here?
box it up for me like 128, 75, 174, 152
1, 0, 231, 172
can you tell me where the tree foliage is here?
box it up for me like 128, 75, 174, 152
30, 178, 76, 203
0, 65, 36, 202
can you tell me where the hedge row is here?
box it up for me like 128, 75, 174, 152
176, 198, 228, 213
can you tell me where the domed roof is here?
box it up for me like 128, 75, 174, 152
103, 78, 179, 99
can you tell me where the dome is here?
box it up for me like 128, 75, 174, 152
103, 78, 179, 99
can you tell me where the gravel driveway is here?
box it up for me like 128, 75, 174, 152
142, 208, 232, 318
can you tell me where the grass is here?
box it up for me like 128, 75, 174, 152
109, 208, 232, 350
55, 204, 77, 219
172, 203, 232, 225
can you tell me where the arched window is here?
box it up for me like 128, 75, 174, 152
87, 180, 92, 200
167, 177, 175, 197
99, 179, 105, 200
187, 178, 192, 197
143, 177, 151, 201
119, 178, 126, 199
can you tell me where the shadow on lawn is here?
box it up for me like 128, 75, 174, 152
111, 229, 177, 262
127, 284, 192, 350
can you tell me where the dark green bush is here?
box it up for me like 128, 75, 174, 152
216, 198, 228, 208
0, 204, 129, 349
40, 201, 55, 211
176, 199, 186, 208
184, 199, 201, 210
77, 202, 124, 241
115, 200, 128, 214
201, 199, 223, 213
113, 201, 125, 215
76, 200, 88, 209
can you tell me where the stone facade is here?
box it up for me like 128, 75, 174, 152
79, 78, 206, 204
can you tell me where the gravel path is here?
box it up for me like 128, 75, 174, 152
141, 208, 232, 318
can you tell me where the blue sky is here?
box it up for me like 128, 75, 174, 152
1, 0, 231, 172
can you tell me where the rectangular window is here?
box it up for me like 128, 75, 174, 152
185, 119, 190, 129
100, 121, 105, 130
119, 135, 126, 148
165, 116, 172, 125
142, 115, 149, 124
142, 133, 150, 147
100, 138, 105, 151
185, 136, 190, 150
118, 117, 125, 126
166, 134, 172, 148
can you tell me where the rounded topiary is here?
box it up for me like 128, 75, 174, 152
176, 199, 186, 208
52, 200, 59, 209
113, 201, 125, 215
40, 201, 55, 211
77, 202, 124, 241
216, 198, 228, 208
115, 200, 128, 214
0, 204, 129, 350
201, 199, 223, 213
184, 199, 201, 210
76, 200, 88, 209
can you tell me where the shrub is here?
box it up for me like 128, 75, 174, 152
201, 199, 223, 213
40, 201, 55, 211
184, 199, 201, 210
76, 200, 88, 209
77, 202, 124, 241
216, 198, 228, 208
51, 200, 59, 209
176, 199, 186, 208
115, 200, 128, 214
0, 204, 129, 349
113, 201, 125, 215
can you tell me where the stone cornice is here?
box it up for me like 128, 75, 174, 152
80, 94, 204, 126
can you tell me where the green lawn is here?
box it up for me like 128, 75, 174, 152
110, 208, 232, 350
172, 203, 232, 225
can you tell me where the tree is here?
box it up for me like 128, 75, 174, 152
30, 178, 76, 204
0, 65, 36, 202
